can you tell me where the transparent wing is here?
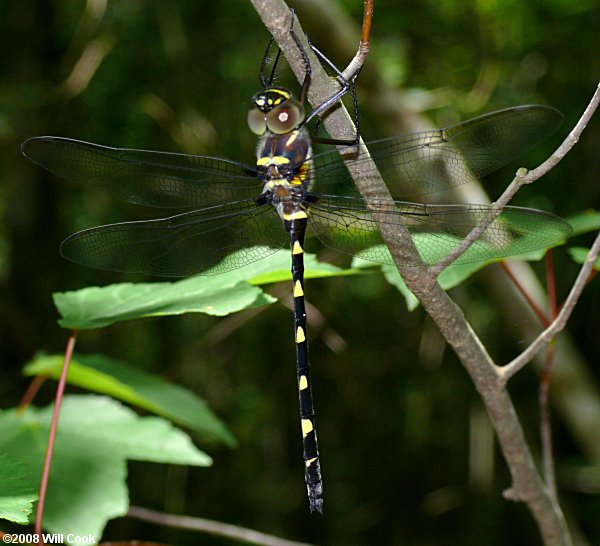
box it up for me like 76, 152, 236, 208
22, 136, 261, 208
60, 200, 287, 276
308, 196, 572, 266
311, 105, 563, 198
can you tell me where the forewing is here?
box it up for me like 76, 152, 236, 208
60, 200, 287, 276
312, 105, 563, 198
22, 136, 260, 208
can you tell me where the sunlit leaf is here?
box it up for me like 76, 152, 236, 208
53, 249, 364, 330
247, 251, 360, 285
352, 226, 565, 309
53, 276, 274, 330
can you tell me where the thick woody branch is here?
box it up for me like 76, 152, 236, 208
248, 2, 576, 544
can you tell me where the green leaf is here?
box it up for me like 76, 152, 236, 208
52, 248, 363, 331
54, 274, 275, 330
352, 225, 567, 309
23, 353, 236, 447
565, 210, 600, 236
0, 395, 211, 543
568, 247, 600, 270
352, 252, 488, 310
244, 251, 362, 285
0, 453, 38, 524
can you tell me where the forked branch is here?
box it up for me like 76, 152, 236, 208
500, 82, 600, 381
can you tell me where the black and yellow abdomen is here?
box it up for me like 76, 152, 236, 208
254, 124, 323, 512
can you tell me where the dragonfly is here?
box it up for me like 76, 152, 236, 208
21, 24, 571, 514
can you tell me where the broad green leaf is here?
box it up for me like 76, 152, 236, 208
380, 264, 420, 311
352, 249, 488, 310
380, 261, 489, 311
24, 353, 236, 447
352, 232, 555, 310
52, 249, 363, 330
54, 276, 275, 330
569, 247, 600, 270
247, 251, 361, 285
0, 453, 38, 524
409, 231, 564, 265
0, 395, 211, 543
566, 210, 600, 236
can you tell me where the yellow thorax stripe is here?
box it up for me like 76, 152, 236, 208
256, 155, 290, 166
293, 162, 309, 182
285, 131, 299, 146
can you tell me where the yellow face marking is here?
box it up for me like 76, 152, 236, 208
299, 375, 308, 390
292, 240, 303, 255
296, 326, 306, 343
294, 280, 304, 297
305, 457, 318, 468
301, 418, 313, 437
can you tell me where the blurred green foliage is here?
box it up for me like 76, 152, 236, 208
1, 0, 599, 545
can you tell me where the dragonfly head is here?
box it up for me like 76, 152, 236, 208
248, 87, 305, 136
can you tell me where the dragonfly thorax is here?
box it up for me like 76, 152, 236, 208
256, 126, 313, 183
255, 128, 313, 222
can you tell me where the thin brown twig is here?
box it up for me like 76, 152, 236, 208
501, 261, 550, 327
341, 0, 373, 80
431, 81, 600, 275
498, 83, 600, 382
18, 375, 47, 411
539, 251, 558, 495
540, 341, 557, 496
521, 81, 600, 184
546, 251, 558, 319
127, 506, 316, 546
34, 330, 78, 545
501, 227, 600, 382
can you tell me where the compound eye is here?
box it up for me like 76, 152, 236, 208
266, 99, 305, 134
247, 107, 267, 135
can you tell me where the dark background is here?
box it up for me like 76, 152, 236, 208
1, 0, 599, 544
